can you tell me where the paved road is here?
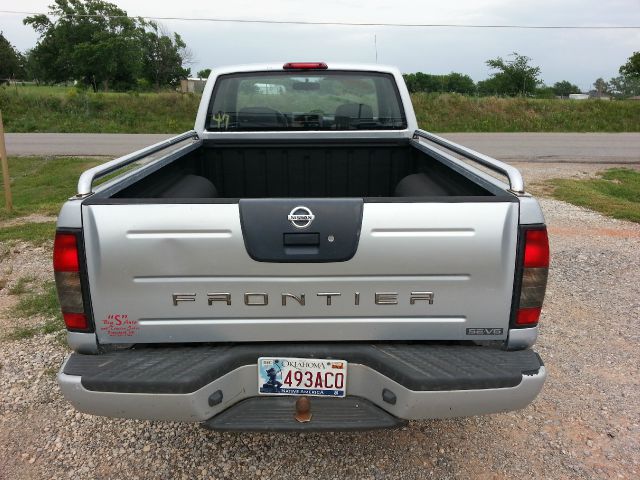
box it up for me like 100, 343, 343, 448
443, 132, 640, 163
4, 132, 640, 163
4, 133, 173, 157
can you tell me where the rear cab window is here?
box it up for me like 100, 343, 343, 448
207, 71, 407, 131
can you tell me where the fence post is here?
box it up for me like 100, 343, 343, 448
0, 110, 13, 213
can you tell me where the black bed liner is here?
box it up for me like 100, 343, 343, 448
63, 343, 542, 394
109, 141, 504, 200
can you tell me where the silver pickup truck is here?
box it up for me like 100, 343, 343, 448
55, 62, 549, 431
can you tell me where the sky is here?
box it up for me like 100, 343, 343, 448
1, 0, 639, 91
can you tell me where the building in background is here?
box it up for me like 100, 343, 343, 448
180, 78, 206, 93
568, 93, 589, 100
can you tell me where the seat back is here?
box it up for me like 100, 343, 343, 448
238, 107, 286, 128
334, 103, 373, 129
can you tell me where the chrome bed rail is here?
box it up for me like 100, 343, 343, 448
76, 130, 199, 197
412, 129, 525, 194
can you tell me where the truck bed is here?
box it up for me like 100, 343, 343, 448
108, 140, 501, 200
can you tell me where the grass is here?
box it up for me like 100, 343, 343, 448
8, 275, 37, 295
14, 280, 61, 319
1, 84, 73, 95
0, 85, 199, 133
412, 94, 640, 132
0, 222, 57, 245
2, 86, 640, 133
549, 168, 640, 222
0, 156, 102, 222
7, 281, 64, 340
0, 155, 103, 244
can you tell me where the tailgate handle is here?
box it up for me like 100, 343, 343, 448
283, 232, 320, 255
283, 233, 320, 246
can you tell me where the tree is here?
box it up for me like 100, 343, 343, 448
0, 32, 24, 79
402, 73, 416, 92
444, 72, 475, 94
197, 68, 211, 79
23, 0, 192, 91
72, 28, 142, 91
403, 72, 474, 94
593, 77, 610, 97
535, 85, 556, 99
552, 80, 580, 97
22, 49, 45, 82
140, 22, 190, 89
24, 0, 142, 90
476, 76, 503, 96
620, 51, 640, 78
608, 75, 640, 98
484, 52, 541, 96
403, 72, 439, 93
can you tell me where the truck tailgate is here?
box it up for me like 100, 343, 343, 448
82, 201, 518, 344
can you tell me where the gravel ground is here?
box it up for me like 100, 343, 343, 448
0, 164, 638, 479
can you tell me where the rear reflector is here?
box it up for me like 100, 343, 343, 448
55, 271, 84, 312
63, 312, 88, 330
515, 227, 549, 327
518, 268, 549, 309
54, 230, 91, 332
283, 62, 328, 70
516, 307, 542, 326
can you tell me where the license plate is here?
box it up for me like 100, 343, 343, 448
258, 357, 347, 397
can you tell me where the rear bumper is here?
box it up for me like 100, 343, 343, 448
58, 343, 546, 428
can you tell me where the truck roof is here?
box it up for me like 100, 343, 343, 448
195, 62, 418, 139
203, 62, 404, 76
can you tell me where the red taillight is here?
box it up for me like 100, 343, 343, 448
53, 233, 80, 272
516, 307, 542, 326
515, 227, 549, 327
54, 231, 90, 331
283, 62, 328, 70
523, 229, 549, 268
63, 312, 88, 330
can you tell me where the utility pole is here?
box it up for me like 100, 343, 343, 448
374, 34, 378, 63
0, 110, 13, 213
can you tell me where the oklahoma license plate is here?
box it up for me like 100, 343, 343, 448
258, 357, 347, 397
